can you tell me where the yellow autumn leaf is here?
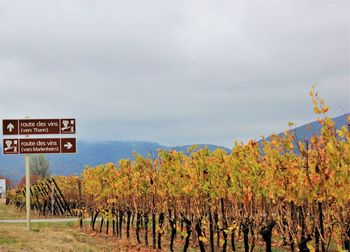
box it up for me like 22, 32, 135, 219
181, 230, 188, 238
229, 224, 238, 231
220, 238, 225, 246
199, 236, 208, 243
337, 244, 348, 252
306, 243, 315, 252
314, 107, 321, 114
337, 130, 344, 138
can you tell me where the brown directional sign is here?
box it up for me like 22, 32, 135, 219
19, 119, 60, 134
2, 119, 76, 135
2, 119, 19, 135
2, 139, 19, 154
61, 138, 76, 153
2, 138, 77, 154
60, 119, 76, 134
19, 138, 61, 154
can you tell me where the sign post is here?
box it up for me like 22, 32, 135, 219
2, 118, 77, 231
25, 154, 30, 230
24, 115, 31, 231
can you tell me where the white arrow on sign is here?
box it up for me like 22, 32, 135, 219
7, 123, 15, 132
64, 142, 73, 150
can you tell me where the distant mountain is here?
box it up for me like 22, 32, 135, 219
257, 113, 349, 154
0, 113, 348, 183
282, 113, 349, 142
0, 141, 228, 183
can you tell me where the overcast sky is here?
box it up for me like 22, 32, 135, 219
0, 0, 349, 148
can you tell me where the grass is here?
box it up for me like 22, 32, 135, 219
0, 199, 27, 220
0, 200, 143, 251
0, 199, 106, 251
0, 237, 17, 245
0, 221, 176, 251
0, 222, 113, 252
0, 200, 154, 251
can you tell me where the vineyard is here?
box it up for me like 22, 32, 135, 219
7, 90, 350, 252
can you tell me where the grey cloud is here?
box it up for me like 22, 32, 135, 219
0, 0, 348, 148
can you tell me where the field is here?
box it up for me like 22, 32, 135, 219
0, 199, 103, 251
0, 198, 26, 220
0, 199, 157, 252
0, 202, 290, 252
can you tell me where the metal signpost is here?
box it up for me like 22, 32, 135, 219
2, 118, 76, 231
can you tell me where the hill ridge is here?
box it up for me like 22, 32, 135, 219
0, 113, 348, 183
